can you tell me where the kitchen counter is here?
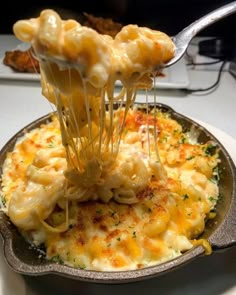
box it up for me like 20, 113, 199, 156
0, 34, 236, 295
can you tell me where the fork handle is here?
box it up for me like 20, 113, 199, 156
179, 1, 236, 44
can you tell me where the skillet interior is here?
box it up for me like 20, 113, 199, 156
0, 103, 235, 283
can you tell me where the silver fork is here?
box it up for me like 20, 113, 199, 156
165, 1, 236, 67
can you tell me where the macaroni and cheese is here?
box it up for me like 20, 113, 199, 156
0, 10, 220, 271
1, 108, 220, 270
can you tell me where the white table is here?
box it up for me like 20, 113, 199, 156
0, 34, 236, 295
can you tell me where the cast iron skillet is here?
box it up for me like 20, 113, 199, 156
0, 103, 236, 284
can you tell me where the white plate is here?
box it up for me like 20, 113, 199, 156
0, 120, 235, 295
156, 57, 189, 89
0, 43, 40, 81
0, 43, 189, 89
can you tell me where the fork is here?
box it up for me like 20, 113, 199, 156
165, 1, 236, 67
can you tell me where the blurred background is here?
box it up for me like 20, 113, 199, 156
1, 0, 235, 38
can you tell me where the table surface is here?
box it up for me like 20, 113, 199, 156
0, 34, 236, 295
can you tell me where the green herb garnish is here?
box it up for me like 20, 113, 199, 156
1, 195, 6, 207
50, 255, 64, 264
183, 194, 189, 200
204, 144, 217, 156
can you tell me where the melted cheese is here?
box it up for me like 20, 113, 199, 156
1, 111, 220, 271
12, 10, 175, 201
0, 10, 220, 271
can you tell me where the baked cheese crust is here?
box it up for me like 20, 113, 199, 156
1, 108, 220, 271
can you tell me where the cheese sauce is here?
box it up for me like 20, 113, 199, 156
1, 110, 220, 270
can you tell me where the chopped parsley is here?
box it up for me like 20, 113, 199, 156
182, 194, 189, 200
179, 135, 187, 144
77, 264, 86, 269
209, 196, 217, 203
186, 155, 195, 161
1, 195, 6, 207
203, 144, 217, 156
48, 141, 56, 148
50, 255, 64, 264
160, 136, 168, 143
173, 129, 180, 135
